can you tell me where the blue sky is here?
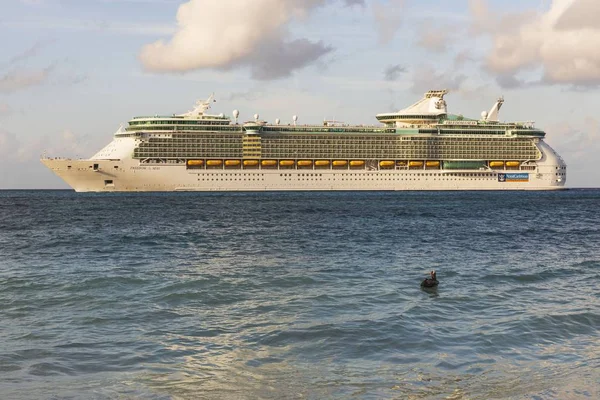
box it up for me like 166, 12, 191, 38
1, 0, 599, 188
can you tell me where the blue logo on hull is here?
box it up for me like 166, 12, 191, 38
498, 173, 529, 182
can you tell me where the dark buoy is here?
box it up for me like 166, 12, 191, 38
421, 270, 439, 288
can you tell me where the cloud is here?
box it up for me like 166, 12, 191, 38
495, 74, 532, 90
0, 127, 100, 189
416, 25, 453, 53
0, 103, 11, 116
550, 118, 600, 159
0, 130, 20, 159
548, 116, 600, 187
242, 38, 332, 81
410, 66, 467, 96
554, 0, 600, 31
226, 89, 267, 102
383, 64, 406, 81
4, 17, 177, 37
1, 41, 85, 92
472, 0, 600, 87
0, 67, 52, 93
454, 51, 475, 67
139, 0, 360, 80
372, 0, 405, 44
344, 0, 365, 5
468, 0, 535, 36
469, 0, 494, 35
0, 127, 94, 163
7, 40, 51, 65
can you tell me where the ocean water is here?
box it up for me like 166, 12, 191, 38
0, 190, 599, 400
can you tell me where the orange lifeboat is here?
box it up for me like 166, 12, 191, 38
297, 160, 313, 167
315, 160, 330, 167
489, 161, 504, 168
225, 160, 241, 167
187, 160, 204, 167
409, 161, 424, 168
506, 161, 520, 168
333, 160, 348, 167
261, 160, 277, 167
206, 160, 223, 167
425, 161, 440, 168
279, 160, 295, 167
350, 160, 365, 167
243, 160, 259, 167
379, 161, 395, 168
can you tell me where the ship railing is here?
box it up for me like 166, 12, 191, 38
40, 155, 85, 161
513, 121, 535, 128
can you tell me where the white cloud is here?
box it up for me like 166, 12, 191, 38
372, 0, 404, 44
4, 17, 176, 36
0, 130, 20, 159
454, 51, 475, 67
554, 0, 600, 30
410, 66, 467, 96
7, 40, 50, 65
0, 67, 52, 93
548, 117, 600, 187
0, 127, 99, 189
472, 0, 600, 87
0, 103, 11, 116
139, 0, 365, 80
551, 117, 600, 155
468, 0, 536, 36
0, 127, 94, 163
416, 25, 453, 53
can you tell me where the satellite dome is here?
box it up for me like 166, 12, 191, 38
481, 111, 488, 119
254, 113, 259, 121
233, 110, 239, 118
275, 118, 280, 125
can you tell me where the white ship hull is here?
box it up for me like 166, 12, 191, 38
42, 150, 566, 193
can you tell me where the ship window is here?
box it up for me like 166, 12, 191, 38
104, 180, 114, 186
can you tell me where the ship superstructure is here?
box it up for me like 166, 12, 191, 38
42, 90, 566, 191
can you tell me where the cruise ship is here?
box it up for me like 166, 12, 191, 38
41, 90, 566, 191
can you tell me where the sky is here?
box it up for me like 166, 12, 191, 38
1, 0, 599, 188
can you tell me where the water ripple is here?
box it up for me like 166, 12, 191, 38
0, 190, 599, 399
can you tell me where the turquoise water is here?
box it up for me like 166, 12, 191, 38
0, 190, 599, 399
